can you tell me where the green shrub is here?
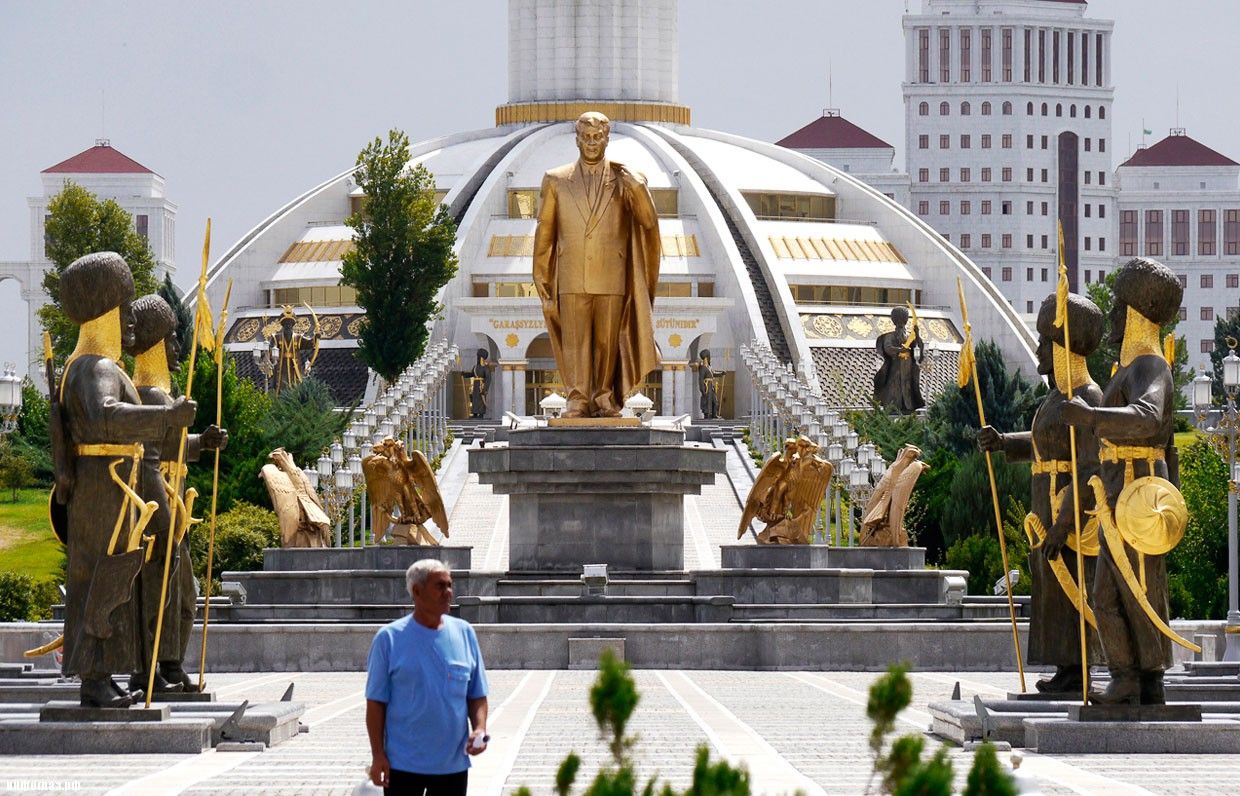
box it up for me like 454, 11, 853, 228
943, 503, 1030, 598
1168, 439, 1229, 619
0, 571, 59, 621
189, 501, 280, 586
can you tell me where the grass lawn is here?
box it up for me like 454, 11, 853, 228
1175, 429, 1205, 450
0, 487, 63, 582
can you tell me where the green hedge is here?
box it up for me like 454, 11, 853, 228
188, 501, 281, 588
0, 571, 59, 621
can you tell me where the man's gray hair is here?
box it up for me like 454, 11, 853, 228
406, 559, 450, 594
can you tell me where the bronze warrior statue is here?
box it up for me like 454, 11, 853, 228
697, 349, 720, 420
978, 292, 1104, 695
468, 348, 492, 419
271, 304, 320, 395
1060, 257, 1188, 705
873, 306, 925, 414
54, 252, 196, 707
125, 295, 227, 694
533, 111, 662, 419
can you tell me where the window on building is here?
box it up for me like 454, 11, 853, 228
981, 200, 992, 215
1099, 139, 1106, 152
918, 168, 929, 183
1024, 300, 1033, 313
1041, 234, 1049, 249
1002, 28, 1013, 81
1085, 138, 1092, 152
1082, 31, 1090, 87
982, 234, 992, 248
1002, 201, 1012, 215
1002, 100, 1013, 115
1098, 205, 1106, 219
1227, 210, 1240, 254
1002, 167, 1012, 182
961, 168, 971, 182
940, 168, 950, 182
135, 214, 149, 242
1096, 33, 1104, 86
1002, 133, 1012, 148
918, 134, 928, 149
1085, 204, 1092, 218
1027, 168, 1034, 182
981, 134, 992, 149
1024, 29, 1033, 81
1099, 172, 1106, 186
941, 28, 952, 82
1042, 135, 1049, 149
1027, 101, 1034, 116
1099, 105, 1106, 120
961, 101, 971, 116
961, 29, 971, 82
1173, 210, 1189, 256
918, 29, 930, 82
961, 135, 971, 149
919, 101, 929, 116
961, 200, 971, 215
1027, 134, 1034, 149
1202, 339, 1216, 354
1178, 274, 1188, 288
1041, 169, 1048, 183
1026, 267, 1034, 281
1056, 103, 1063, 117
1146, 210, 1164, 256
1121, 210, 1137, 256
741, 192, 835, 221
1085, 269, 1092, 284
1085, 237, 1092, 251
1070, 104, 1077, 118
983, 266, 993, 278
1085, 171, 1092, 185
1085, 105, 1092, 119
1038, 29, 1046, 82
1178, 307, 1188, 321
1002, 266, 1013, 282
1041, 102, 1048, 116
981, 29, 993, 82
1202, 307, 1215, 321
917, 200, 930, 216
1099, 237, 1106, 251
1002, 234, 1012, 249
940, 200, 950, 215
1041, 268, 1048, 282
982, 102, 992, 116
1026, 234, 1034, 249
1227, 274, 1239, 289
940, 134, 950, 149
981, 167, 992, 182
1053, 31, 1061, 83
1026, 201, 1034, 215
961, 233, 972, 248
1202, 274, 1214, 289
940, 101, 950, 116
1068, 31, 1075, 84
1041, 202, 1049, 216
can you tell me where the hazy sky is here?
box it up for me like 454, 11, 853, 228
2, 0, 1237, 373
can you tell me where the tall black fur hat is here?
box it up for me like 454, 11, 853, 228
130, 295, 176, 354
1113, 257, 1183, 326
59, 252, 134, 324
1035, 292, 1104, 356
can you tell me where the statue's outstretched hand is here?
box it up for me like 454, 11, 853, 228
976, 425, 1005, 453
167, 397, 198, 428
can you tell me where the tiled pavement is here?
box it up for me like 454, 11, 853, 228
4, 669, 1237, 794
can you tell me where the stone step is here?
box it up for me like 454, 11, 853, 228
1183, 660, 1240, 677
732, 602, 1012, 621
456, 595, 734, 624
258, 545, 472, 572
495, 578, 696, 598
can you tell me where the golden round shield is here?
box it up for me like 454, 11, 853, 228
1115, 476, 1188, 555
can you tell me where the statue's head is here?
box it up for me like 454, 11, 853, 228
476, 348, 488, 365
575, 112, 611, 165
890, 306, 909, 327
795, 435, 818, 456
127, 294, 180, 370
1034, 292, 1104, 376
699, 349, 711, 365
61, 251, 136, 347
1111, 257, 1183, 345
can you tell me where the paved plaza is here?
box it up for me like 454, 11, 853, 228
3, 668, 1236, 795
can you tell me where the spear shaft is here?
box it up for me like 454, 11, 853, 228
197, 278, 231, 692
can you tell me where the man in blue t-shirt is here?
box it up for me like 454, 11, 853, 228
366, 559, 489, 795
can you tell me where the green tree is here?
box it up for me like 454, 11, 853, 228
342, 129, 459, 382
924, 340, 1043, 456
1167, 439, 1229, 619
39, 181, 159, 363
0, 441, 34, 501
261, 377, 352, 471
158, 272, 194, 361
1086, 269, 1189, 404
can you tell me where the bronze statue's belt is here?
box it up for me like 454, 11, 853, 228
1100, 440, 1164, 485
897, 352, 911, 360
1031, 459, 1073, 476
76, 443, 144, 458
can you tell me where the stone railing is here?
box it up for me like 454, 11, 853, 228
739, 342, 888, 545
302, 341, 460, 547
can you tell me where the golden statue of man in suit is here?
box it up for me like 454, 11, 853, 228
533, 112, 662, 418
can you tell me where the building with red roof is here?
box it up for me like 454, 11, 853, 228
776, 111, 909, 208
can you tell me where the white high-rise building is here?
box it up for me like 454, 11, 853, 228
1116, 130, 1240, 367
903, 0, 1116, 318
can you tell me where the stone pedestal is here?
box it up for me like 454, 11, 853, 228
719, 546, 926, 571
469, 426, 724, 571
261, 545, 471, 572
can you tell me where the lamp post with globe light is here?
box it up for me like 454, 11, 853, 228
0, 365, 22, 437
1193, 340, 1240, 659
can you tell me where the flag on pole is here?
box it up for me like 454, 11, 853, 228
1054, 222, 1070, 330
1143, 128, 1153, 136
194, 219, 217, 352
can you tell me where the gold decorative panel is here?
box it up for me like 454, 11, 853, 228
768, 236, 906, 264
